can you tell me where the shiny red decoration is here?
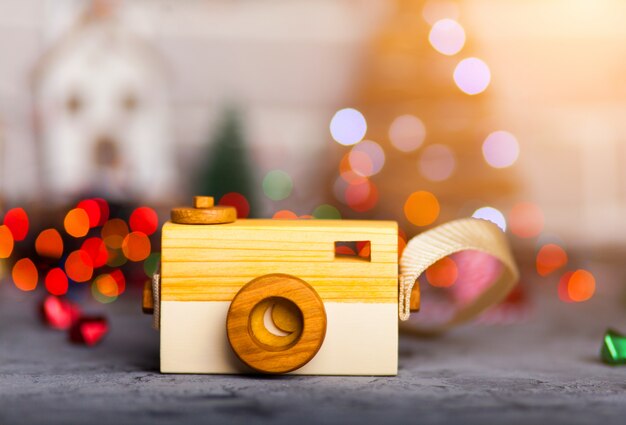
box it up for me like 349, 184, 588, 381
40, 296, 81, 330
69, 316, 109, 346
129, 207, 158, 236
3, 208, 29, 241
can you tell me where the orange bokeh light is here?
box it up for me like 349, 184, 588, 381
273, 210, 298, 219
95, 273, 119, 297
35, 228, 64, 259
12, 258, 38, 291
568, 269, 596, 302
509, 202, 544, 238
122, 231, 151, 262
536, 243, 568, 276
404, 191, 440, 226
101, 219, 129, 249
425, 257, 458, 287
64, 208, 90, 238
0, 224, 14, 258
65, 250, 94, 282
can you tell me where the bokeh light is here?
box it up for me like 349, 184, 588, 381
536, 244, 568, 276
93, 198, 110, 226
76, 199, 101, 228
35, 228, 64, 259
418, 144, 456, 181
422, 0, 460, 25
349, 140, 385, 177
426, 257, 458, 287
482, 131, 520, 168
45, 268, 69, 296
313, 204, 342, 220
472, 207, 507, 231
219, 192, 250, 218
65, 250, 94, 282
4, 208, 29, 241
129, 206, 158, 236
273, 210, 298, 219
122, 231, 151, 262
92, 274, 119, 303
101, 219, 129, 249
346, 179, 379, 212
509, 202, 544, 238
106, 247, 127, 268
12, 258, 38, 291
429, 19, 465, 56
453, 57, 491, 95
262, 170, 293, 201
0, 224, 14, 258
81, 237, 108, 268
143, 253, 161, 277
330, 108, 367, 146
389, 115, 426, 153
558, 271, 574, 303
64, 208, 90, 238
567, 269, 596, 302
404, 191, 440, 226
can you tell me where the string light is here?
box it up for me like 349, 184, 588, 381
219, 192, 250, 218
389, 115, 426, 153
404, 191, 440, 226
263, 170, 293, 201
418, 144, 456, 181
509, 202, 544, 238
472, 207, 507, 231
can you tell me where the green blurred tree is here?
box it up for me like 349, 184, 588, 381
194, 108, 259, 217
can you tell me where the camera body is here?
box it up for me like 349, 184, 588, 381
157, 207, 400, 375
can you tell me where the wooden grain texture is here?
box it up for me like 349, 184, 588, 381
142, 280, 153, 314
161, 219, 398, 303
170, 205, 236, 225
226, 274, 326, 373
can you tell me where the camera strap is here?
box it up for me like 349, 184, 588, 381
398, 218, 519, 333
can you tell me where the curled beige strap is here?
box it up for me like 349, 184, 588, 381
399, 218, 519, 331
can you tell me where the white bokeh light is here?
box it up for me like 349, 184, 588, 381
418, 144, 456, 181
388, 115, 426, 152
349, 140, 385, 177
429, 19, 465, 56
330, 108, 367, 146
472, 206, 507, 231
482, 131, 520, 168
453, 58, 491, 95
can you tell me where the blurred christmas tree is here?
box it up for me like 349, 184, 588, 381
195, 108, 259, 217
330, 0, 520, 234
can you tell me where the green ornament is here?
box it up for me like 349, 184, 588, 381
601, 329, 626, 365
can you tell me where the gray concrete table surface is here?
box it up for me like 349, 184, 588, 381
1, 281, 626, 425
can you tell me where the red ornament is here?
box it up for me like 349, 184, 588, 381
69, 316, 109, 346
40, 296, 81, 330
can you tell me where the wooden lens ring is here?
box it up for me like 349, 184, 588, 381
226, 274, 327, 374
170, 196, 237, 225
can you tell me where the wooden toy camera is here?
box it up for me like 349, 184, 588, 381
144, 196, 518, 376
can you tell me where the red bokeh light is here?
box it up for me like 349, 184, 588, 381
93, 198, 110, 226
45, 268, 69, 296
76, 199, 101, 228
4, 208, 29, 241
219, 192, 250, 218
81, 237, 108, 268
129, 207, 158, 236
